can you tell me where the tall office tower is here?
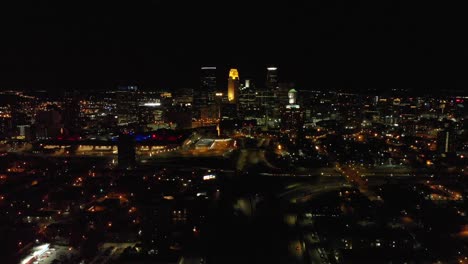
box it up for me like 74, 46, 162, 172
227, 68, 240, 104
239, 79, 258, 118
202, 67, 217, 102
115, 85, 139, 125
288, 88, 297, 105
193, 67, 216, 118
281, 89, 304, 145
266, 66, 278, 90
244, 79, 251, 89
118, 133, 136, 169
195, 67, 217, 108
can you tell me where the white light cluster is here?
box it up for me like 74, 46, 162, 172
203, 174, 216, 180
21, 243, 50, 264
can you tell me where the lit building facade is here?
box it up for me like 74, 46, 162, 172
227, 69, 240, 104
114, 86, 139, 125
195, 67, 217, 110
191, 67, 217, 119
239, 79, 258, 118
266, 66, 278, 90
281, 89, 304, 145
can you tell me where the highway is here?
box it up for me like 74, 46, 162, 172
279, 182, 351, 203
335, 163, 381, 201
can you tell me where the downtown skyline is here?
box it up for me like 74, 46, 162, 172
0, 2, 467, 262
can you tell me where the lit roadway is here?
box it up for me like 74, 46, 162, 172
335, 163, 380, 201
279, 183, 345, 264
334, 162, 427, 200
301, 224, 332, 264
279, 182, 351, 203
234, 136, 343, 175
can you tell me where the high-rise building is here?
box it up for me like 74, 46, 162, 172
266, 67, 278, 90
244, 79, 251, 89
202, 66, 217, 101
227, 69, 240, 104
239, 80, 258, 118
194, 67, 217, 109
138, 99, 162, 128
281, 89, 304, 145
193, 67, 217, 119
288, 89, 298, 105
115, 85, 139, 125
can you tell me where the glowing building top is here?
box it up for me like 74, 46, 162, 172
288, 89, 297, 105
286, 89, 300, 109
266, 66, 278, 89
229, 69, 239, 80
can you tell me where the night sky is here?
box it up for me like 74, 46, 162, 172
0, 1, 466, 92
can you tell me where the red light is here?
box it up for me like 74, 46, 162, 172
152, 134, 156, 139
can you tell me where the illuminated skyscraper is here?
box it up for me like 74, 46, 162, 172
200, 66, 217, 103
227, 69, 240, 104
266, 67, 278, 90
281, 89, 304, 145
194, 67, 217, 116
115, 85, 139, 125
288, 88, 297, 104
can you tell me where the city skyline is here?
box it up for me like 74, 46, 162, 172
0, 3, 467, 263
